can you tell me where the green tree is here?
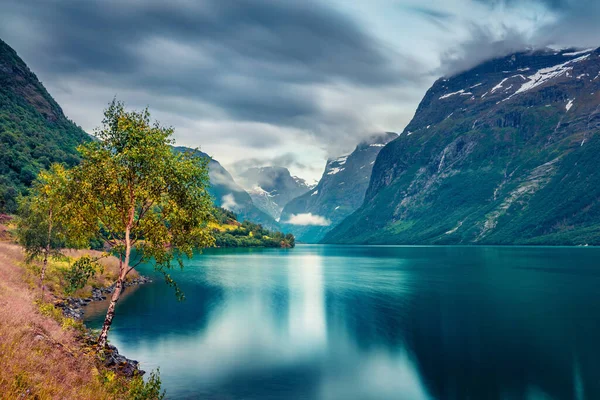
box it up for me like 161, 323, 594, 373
65, 100, 214, 348
63, 255, 103, 296
15, 164, 72, 299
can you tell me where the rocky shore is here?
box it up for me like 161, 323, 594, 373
56, 276, 152, 320
55, 275, 152, 377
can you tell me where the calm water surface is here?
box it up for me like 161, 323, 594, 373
85, 245, 600, 400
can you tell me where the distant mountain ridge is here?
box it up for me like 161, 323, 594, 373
0, 38, 90, 211
325, 47, 600, 245
238, 166, 312, 219
280, 132, 397, 243
173, 147, 279, 230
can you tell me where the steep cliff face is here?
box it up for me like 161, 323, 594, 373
325, 48, 600, 245
0, 38, 90, 211
280, 132, 397, 243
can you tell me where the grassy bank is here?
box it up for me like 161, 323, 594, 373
0, 236, 162, 399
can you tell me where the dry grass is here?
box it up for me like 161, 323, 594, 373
20, 248, 141, 300
0, 220, 14, 242
0, 242, 114, 399
62, 249, 140, 292
0, 242, 154, 399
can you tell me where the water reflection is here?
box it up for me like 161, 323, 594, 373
85, 245, 600, 400
287, 254, 326, 351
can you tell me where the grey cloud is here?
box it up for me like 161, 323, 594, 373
474, 0, 569, 9
438, 24, 536, 76
230, 153, 313, 174
437, 0, 600, 78
531, 1, 600, 48
472, 0, 600, 48
405, 6, 455, 30
0, 0, 415, 128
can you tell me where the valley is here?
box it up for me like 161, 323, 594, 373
4, 2, 600, 399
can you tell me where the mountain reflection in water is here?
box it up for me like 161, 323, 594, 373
85, 245, 600, 400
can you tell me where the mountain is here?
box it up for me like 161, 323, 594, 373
238, 166, 312, 219
173, 147, 279, 230
0, 39, 90, 212
324, 48, 600, 245
280, 132, 397, 243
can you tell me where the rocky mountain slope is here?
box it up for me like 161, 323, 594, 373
280, 132, 397, 243
173, 147, 279, 230
238, 166, 312, 219
0, 38, 90, 212
324, 48, 600, 245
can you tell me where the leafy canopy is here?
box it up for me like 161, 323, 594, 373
65, 100, 214, 296
15, 164, 75, 262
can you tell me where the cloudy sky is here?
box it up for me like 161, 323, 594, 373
1, 0, 598, 181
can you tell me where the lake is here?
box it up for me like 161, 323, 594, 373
84, 245, 600, 399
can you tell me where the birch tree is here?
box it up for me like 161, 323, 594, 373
68, 100, 214, 348
16, 164, 71, 300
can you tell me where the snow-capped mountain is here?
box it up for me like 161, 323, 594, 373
238, 166, 312, 219
280, 132, 397, 242
325, 47, 600, 245
173, 147, 279, 230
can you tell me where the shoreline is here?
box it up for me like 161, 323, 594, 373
55, 275, 152, 377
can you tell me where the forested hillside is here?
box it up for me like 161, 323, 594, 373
0, 39, 89, 212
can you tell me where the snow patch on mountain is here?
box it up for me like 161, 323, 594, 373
248, 186, 275, 197
566, 99, 574, 111
439, 89, 472, 100
563, 48, 595, 57
335, 155, 348, 165
512, 54, 590, 97
491, 78, 510, 94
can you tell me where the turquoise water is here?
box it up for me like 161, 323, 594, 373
85, 245, 600, 399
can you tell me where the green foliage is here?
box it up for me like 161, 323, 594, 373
211, 207, 295, 248
99, 369, 165, 400
63, 99, 215, 296
62, 255, 102, 295
37, 301, 65, 323
0, 39, 89, 213
15, 164, 75, 262
324, 100, 600, 246
127, 370, 165, 400
212, 206, 238, 225
37, 300, 84, 332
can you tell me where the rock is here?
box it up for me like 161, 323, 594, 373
54, 275, 150, 377
101, 344, 145, 377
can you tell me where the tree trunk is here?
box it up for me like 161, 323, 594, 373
40, 252, 48, 300
97, 211, 133, 348
40, 209, 53, 301
97, 270, 124, 348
